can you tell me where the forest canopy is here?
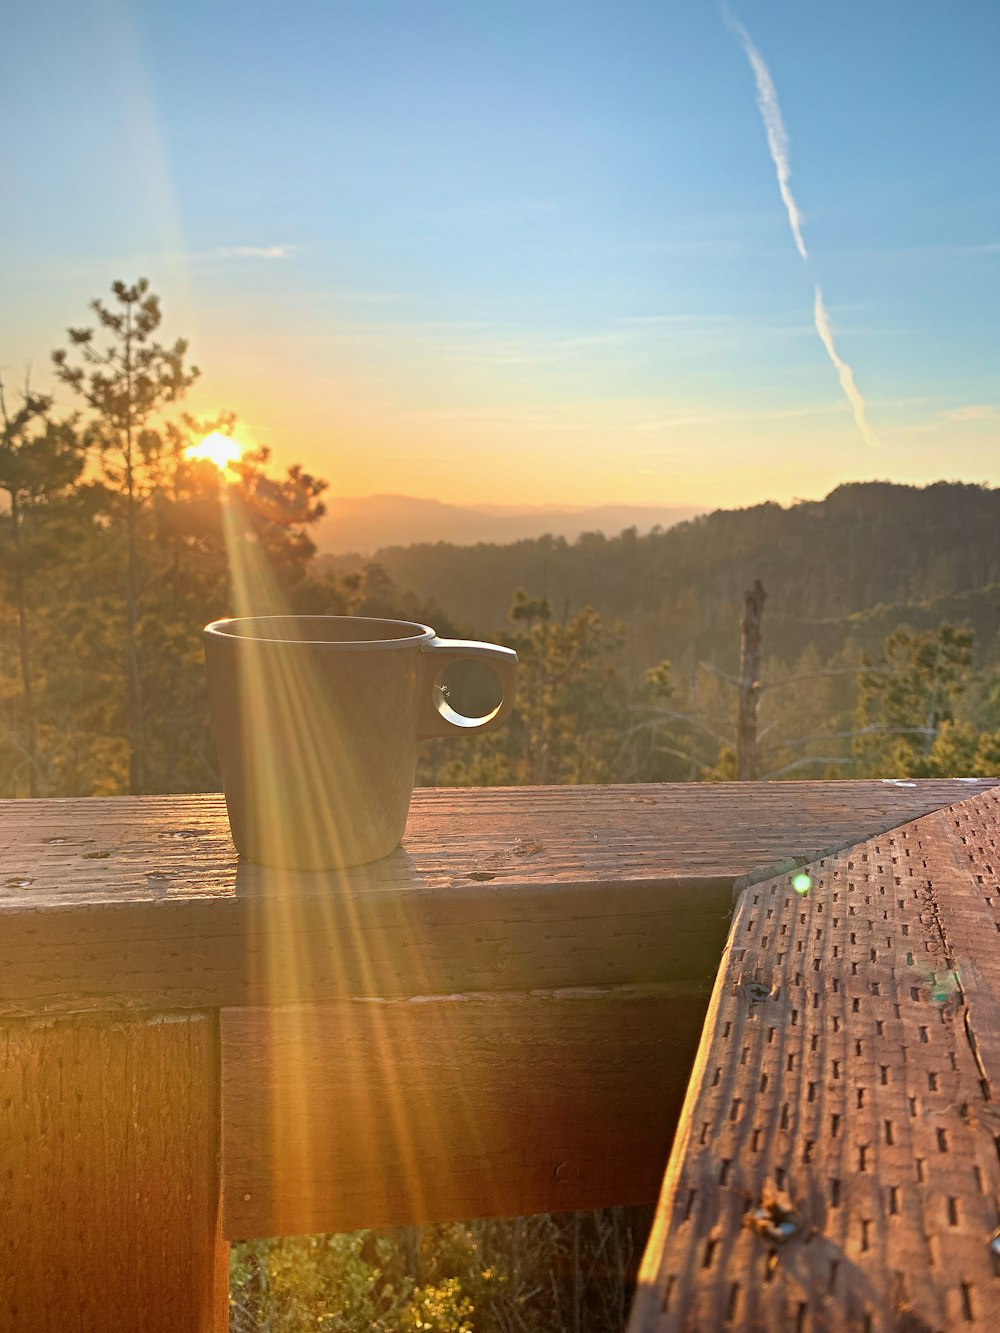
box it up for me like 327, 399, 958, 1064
2, 282, 999, 800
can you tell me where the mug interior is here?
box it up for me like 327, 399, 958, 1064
205, 615, 433, 646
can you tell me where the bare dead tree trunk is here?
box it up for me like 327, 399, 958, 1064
736, 579, 767, 780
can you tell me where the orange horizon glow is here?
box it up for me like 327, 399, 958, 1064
182, 349, 1000, 514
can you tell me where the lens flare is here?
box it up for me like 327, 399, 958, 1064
791, 873, 812, 895
185, 431, 244, 472
929, 969, 960, 1004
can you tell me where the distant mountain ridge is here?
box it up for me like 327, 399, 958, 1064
315, 482, 1000, 673
313, 494, 704, 554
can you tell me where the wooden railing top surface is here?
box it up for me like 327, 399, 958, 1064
630, 784, 1000, 1331
4, 780, 994, 909
1, 781, 995, 1017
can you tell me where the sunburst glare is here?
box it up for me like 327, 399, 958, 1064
185, 430, 244, 473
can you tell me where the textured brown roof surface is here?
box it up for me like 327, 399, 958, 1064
631, 785, 1000, 1332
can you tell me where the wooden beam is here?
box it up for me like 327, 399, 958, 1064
0, 1011, 227, 1333
0, 870, 733, 1017
630, 786, 1000, 1331
2, 782, 993, 1017
222, 986, 707, 1239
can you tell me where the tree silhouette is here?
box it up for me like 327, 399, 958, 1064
52, 278, 199, 792
853, 624, 974, 776
0, 375, 82, 793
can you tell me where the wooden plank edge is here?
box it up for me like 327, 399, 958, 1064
626, 916, 738, 1330
0, 875, 736, 1019
728, 783, 999, 906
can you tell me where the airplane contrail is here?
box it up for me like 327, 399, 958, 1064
812, 287, 881, 448
724, 8, 881, 446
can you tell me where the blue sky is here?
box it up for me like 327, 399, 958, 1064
3, 0, 998, 506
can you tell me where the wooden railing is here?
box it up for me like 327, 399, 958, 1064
2, 780, 995, 1331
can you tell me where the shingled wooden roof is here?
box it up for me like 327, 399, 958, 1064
629, 784, 1000, 1332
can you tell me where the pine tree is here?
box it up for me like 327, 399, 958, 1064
853, 624, 974, 776
52, 278, 199, 792
0, 376, 83, 794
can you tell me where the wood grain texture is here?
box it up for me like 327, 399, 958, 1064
222, 986, 706, 1239
2, 782, 993, 1017
630, 787, 1000, 1332
0, 1011, 226, 1333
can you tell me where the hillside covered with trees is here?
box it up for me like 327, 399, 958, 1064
319, 482, 1000, 673
320, 483, 1000, 787
3, 279, 998, 802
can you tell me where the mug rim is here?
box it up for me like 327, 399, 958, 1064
203, 614, 436, 649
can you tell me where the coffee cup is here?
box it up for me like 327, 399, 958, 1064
204, 615, 517, 869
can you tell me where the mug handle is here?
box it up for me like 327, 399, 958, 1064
416, 636, 518, 740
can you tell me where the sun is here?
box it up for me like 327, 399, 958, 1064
184, 432, 245, 473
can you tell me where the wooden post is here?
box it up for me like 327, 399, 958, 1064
0, 1011, 227, 1333
736, 579, 767, 781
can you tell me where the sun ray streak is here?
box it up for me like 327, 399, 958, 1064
216, 489, 503, 1227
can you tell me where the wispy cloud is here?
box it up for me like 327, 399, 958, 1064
213, 245, 295, 260
410, 398, 852, 437
907, 239, 1000, 257
724, 7, 881, 447
415, 199, 554, 230
637, 403, 850, 430
939, 403, 998, 421
306, 309, 814, 367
